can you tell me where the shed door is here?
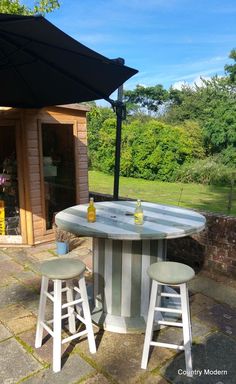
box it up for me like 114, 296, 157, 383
40, 123, 76, 230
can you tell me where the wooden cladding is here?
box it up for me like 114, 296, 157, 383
0, 105, 89, 245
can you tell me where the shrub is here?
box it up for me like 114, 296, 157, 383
174, 157, 236, 185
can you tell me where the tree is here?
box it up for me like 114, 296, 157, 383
163, 76, 236, 155
225, 48, 236, 83
124, 84, 169, 115
90, 115, 205, 181
0, 0, 60, 15
87, 106, 114, 169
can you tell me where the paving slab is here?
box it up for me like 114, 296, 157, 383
82, 373, 112, 384
162, 332, 236, 384
22, 353, 95, 384
188, 275, 213, 293
13, 269, 41, 290
76, 330, 174, 384
189, 274, 236, 308
0, 249, 12, 260
0, 282, 37, 308
0, 338, 42, 384
189, 293, 217, 316
30, 251, 56, 262
18, 293, 41, 316
0, 304, 36, 334
26, 243, 56, 254
19, 328, 72, 364
135, 373, 170, 384
3, 248, 29, 263
0, 259, 25, 286
195, 302, 236, 337
157, 317, 214, 347
0, 274, 17, 287
0, 322, 12, 341
5, 248, 41, 272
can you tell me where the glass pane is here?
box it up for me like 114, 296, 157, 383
41, 124, 76, 230
0, 126, 21, 236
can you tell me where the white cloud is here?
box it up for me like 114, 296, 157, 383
172, 75, 211, 90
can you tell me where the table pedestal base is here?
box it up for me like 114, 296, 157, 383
92, 306, 147, 333
92, 238, 167, 333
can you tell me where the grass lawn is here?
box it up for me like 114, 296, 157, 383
88, 170, 236, 216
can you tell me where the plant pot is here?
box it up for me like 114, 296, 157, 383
56, 241, 69, 255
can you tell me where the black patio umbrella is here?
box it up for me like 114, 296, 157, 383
0, 13, 138, 198
0, 13, 137, 107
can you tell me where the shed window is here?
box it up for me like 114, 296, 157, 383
0, 126, 20, 236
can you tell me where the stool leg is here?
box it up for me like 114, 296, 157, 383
35, 276, 49, 348
180, 283, 193, 377
66, 280, 76, 334
79, 276, 96, 354
186, 285, 192, 344
141, 280, 158, 369
53, 279, 62, 373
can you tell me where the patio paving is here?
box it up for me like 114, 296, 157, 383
0, 239, 236, 384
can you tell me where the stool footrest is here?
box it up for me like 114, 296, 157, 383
41, 321, 54, 337
75, 312, 86, 325
47, 313, 72, 324
150, 341, 184, 350
62, 297, 83, 309
45, 291, 54, 302
161, 292, 180, 298
155, 306, 182, 314
62, 329, 88, 344
158, 320, 183, 327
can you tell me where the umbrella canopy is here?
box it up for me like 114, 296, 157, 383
0, 13, 138, 108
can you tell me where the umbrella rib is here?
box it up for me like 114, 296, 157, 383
0, 27, 103, 62
0, 30, 113, 101
0, 34, 41, 105
0, 35, 35, 66
0, 24, 132, 69
0, 16, 112, 66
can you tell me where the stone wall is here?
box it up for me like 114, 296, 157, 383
90, 192, 236, 279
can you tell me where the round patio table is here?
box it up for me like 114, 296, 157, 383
55, 201, 206, 333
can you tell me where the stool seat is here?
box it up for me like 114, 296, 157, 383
39, 258, 86, 280
147, 261, 195, 285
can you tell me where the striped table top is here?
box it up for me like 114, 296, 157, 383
55, 201, 206, 240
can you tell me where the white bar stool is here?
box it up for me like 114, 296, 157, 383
141, 261, 195, 377
35, 258, 96, 372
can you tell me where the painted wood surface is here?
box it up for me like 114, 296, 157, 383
55, 201, 206, 240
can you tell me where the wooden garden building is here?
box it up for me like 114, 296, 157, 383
0, 104, 89, 246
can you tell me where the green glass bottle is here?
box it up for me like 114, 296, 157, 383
134, 199, 144, 225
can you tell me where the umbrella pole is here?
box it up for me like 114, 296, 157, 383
105, 96, 126, 201
113, 100, 124, 200
112, 58, 126, 200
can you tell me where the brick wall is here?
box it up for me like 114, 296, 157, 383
168, 213, 236, 279
90, 192, 236, 279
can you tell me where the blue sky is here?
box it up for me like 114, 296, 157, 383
27, 0, 236, 91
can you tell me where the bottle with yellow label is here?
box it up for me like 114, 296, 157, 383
87, 197, 96, 223
134, 199, 144, 225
